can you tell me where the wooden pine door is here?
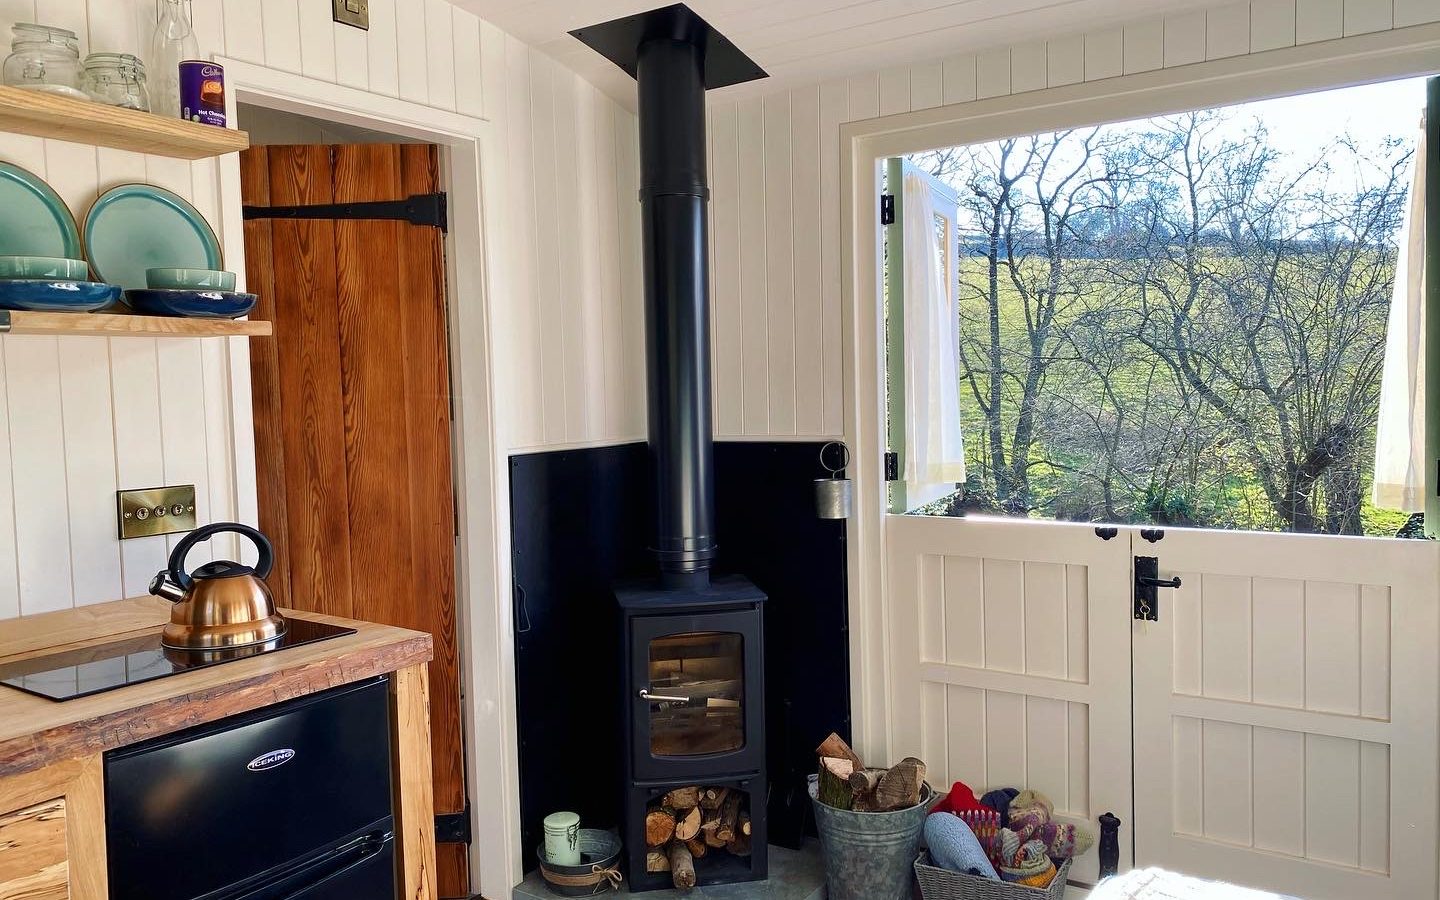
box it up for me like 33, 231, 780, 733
1132, 529, 1439, 899
884, 515, 1135, 884
240, 144, 468, 897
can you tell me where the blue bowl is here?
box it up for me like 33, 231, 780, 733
122, 288, 258, 319
0, 279, 121, 312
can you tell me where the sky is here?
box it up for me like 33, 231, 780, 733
1229, 76, 1427, 160
920, 75, 1429, 237
1197, 76, 1427, 207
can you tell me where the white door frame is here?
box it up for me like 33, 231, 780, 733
839, 22, 1440, 766
212, 58, 523, 894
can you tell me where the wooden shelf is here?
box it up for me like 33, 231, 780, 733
0, 85, 249, 160
0, 310, 271, 337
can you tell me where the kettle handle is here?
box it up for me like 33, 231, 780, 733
169, 522, 274, 590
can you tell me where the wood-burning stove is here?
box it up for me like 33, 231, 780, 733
570, 4, 770, 891
618, 577, 768, 889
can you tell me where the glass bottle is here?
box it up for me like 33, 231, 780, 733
150, 0, 198, 118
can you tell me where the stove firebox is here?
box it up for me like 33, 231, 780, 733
618, 577, 768, 889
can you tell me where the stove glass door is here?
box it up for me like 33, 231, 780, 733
647, 631, 745, 757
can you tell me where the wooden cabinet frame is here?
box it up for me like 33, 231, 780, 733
0, 756, 107, 900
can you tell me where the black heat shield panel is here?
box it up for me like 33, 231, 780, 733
509, 442, 653, 872
569, 4, 768, 90
711, 442, 851, 848
509, 441, 850, 868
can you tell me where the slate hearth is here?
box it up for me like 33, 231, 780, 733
512, 841, 825, 900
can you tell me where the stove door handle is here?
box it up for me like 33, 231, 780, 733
639, 689, 691, 703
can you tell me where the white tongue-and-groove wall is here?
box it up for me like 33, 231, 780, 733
0, 0, 642, 619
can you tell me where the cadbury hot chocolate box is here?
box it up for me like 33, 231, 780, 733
180, 61, 226, 127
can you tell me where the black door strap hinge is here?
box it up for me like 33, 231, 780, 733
243, 192, 448, 232
880, 193, 895, 226
435, 801, 472, 844
884, 451, 899, 481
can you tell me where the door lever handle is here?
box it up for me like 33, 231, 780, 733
1134, 556, 1179, 622
1137, 575, 1182, 589
639, 689, 691, 703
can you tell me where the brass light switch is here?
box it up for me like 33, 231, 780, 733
333, 0, 369, 30
118, 485, 197, 540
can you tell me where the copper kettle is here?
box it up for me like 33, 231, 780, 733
148, 522, 285, 651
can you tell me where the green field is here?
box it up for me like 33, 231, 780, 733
898, 246, 1407, 537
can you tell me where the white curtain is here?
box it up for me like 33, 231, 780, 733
901, 171, 967, 487
1373, 115, 1427, 511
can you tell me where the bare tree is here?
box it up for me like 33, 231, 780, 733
909, 98, 1412, 535
1111, 113, 1410, 533
916, 129, 1126, 512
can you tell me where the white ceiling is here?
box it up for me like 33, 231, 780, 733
456, 0, 1223, 105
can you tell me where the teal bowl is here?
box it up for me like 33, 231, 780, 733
0, 256, 89, 280
145, 267, 237, 291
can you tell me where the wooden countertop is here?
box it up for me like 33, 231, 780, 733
0, 597, 432, 779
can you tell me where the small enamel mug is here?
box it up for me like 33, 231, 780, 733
542, 811, 582, 866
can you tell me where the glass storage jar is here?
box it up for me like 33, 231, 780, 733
3, 23, 85, 100
82, 53, 149, 111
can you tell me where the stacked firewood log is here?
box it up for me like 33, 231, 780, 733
815, 732, 927, 812
643, 785, 752, 890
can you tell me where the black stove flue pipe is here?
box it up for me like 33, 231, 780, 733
572, 6, 767, 589
637, 35, 715, 587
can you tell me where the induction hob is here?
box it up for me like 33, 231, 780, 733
0, 619, 355, 701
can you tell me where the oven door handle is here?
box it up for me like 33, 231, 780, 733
639, 689, 691, 703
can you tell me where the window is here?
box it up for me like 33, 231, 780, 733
886, 77, 1432, 537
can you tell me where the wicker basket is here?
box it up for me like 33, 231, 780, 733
914, 852, 1071, 900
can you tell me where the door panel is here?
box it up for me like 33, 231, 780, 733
885, 515, 1133, 883
1133, 529, 1439, 899
241, 144, 468, 897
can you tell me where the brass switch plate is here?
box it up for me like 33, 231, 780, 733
118, 485, 197, 540
333, 0, 369, 30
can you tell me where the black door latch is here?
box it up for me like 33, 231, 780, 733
1134, 556, 1182, 621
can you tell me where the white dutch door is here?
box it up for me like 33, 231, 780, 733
1131, 530, 1438, 899
873, 74, 1437, 900
884, 519, 1440, 898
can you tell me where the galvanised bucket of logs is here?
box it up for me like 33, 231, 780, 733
808, 774, 935, 900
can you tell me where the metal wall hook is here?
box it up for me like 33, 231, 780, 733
819, 441, 851, 476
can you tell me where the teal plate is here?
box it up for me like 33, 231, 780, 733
0, 162, 83, 259
85, 184, 222, 292
0, 280, 121, 312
